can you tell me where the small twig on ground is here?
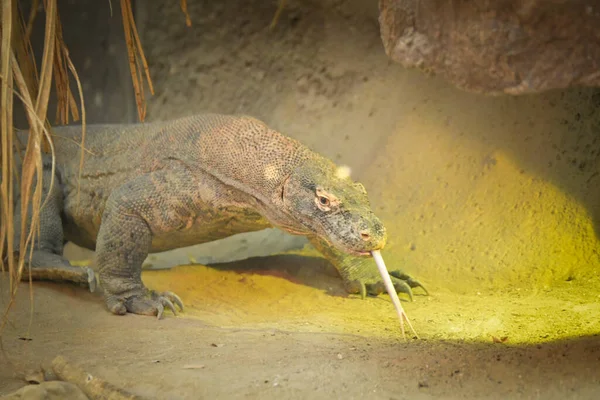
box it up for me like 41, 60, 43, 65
52, 355, 145, 400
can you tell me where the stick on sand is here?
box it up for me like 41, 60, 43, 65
52, 355, 144, 400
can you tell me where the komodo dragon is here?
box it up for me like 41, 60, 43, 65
13, 114, 427, 318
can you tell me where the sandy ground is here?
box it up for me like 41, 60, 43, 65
3, 0, 600, 398
1, 259, 600, 399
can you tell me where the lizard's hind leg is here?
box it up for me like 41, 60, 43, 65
13, 161, 97, 292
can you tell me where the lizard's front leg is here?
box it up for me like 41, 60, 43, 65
96, 171, 187, 319
308, 236, 428, 300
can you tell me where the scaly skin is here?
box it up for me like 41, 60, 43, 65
13, 114, 427, 318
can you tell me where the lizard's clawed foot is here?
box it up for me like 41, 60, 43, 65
106, 289, 184, 319
344, 269, 428, 301
389, 269, 429, 298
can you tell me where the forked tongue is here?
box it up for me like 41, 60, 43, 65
371, 250, 419, 340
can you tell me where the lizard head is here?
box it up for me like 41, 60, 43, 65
279, 158, 387, 256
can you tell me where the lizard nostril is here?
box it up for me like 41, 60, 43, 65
360, 231, 371, 241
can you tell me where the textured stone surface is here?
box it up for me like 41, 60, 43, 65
379, 0, 600, 95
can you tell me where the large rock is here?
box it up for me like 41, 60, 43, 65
379, 0, 600, 95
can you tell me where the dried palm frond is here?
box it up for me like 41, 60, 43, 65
0, 0, 58, 337
121, 0, 154, 122
180, 0, 192, 27
1, 0, 171, 338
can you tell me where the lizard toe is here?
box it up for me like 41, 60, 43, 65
368, 276, 414, 301
392, 278, 414, 302
339, 258, 429, 300
365, 282, 386, 296
106, 296, 127, 315
344, 274, 417, 301
108, 290, 185, 319
157, 291, 184, 312
343, 279, 366, 299
154, 296, 176, 319
389, 270, 429, 296
124, 295, 164, 317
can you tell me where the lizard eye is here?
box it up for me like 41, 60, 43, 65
318, 196, 330, 207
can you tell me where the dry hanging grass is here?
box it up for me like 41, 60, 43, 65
180, 0, 192, 27
121, 0, 154, 122
0, 0, 159, 338
1, 0, 62, 338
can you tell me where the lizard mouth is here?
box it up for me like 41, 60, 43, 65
342, 240, 385, 257
278, 218, 379, 257
351, 250, 374, 257
320, 235, 377, 257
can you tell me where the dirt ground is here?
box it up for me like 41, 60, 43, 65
2, 0, 600, 398
1, 259, 600, 399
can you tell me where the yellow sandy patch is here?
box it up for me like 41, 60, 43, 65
365, 113, 600, 293
142, 263, 600, 344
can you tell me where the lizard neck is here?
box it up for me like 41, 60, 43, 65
184, 114, 312, 208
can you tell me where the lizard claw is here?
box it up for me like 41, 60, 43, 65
161, 291, 184, 311
108, 289, 185, 318
341, 261, 428, 301
389, 270, 429, 296
359, 281, 367, 300
156, 300, 171, 320
84, 267, 97, 293
354, 280, 415, 300
156, 294, 178, 320
391, 279, 414, 302
150, 290, 185, 319
350, 277, 416, 301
